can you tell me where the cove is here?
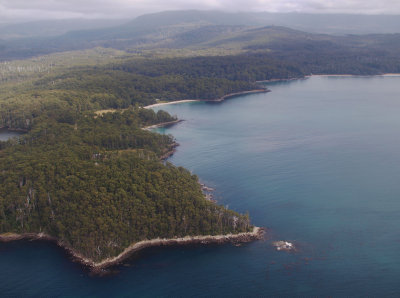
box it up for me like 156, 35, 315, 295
2, 75, 400, 296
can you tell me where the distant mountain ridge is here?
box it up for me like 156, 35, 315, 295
1, 10, 400, 61
125, 10, 400, 35
2, 10, 400, 40
0, 19, 129, 40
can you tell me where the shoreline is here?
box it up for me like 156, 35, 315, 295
142, 119, 184, 130
256, 76, 306, 83
144, 100, 200, 109
256, 73, 400, 84
160, 142, 179, 160
313, 73, 400, 77
214, 89, 269, 102
144, 89, 269, 109
0, 227, 264, 273
142, 120, 183, 160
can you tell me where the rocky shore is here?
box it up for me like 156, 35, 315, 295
159, 142, 179, 160
87, 226, 265, 272
142, 120, 182, 160
213, 89, 269, 102
200, 183, 216, 202
0, 232, 56, 242
0, 227, 264, 274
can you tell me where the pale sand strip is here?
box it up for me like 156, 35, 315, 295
144, 89, 269, 109
142, 119, 183, 130
144, 100, 200, 109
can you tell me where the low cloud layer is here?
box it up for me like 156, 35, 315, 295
1, 0, 399, 23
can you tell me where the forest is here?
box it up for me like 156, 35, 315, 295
2, 46, 399, 131
0, 109, 252, 261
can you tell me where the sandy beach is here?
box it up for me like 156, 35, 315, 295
144, 89, 269, 109
144, 100, 201, 109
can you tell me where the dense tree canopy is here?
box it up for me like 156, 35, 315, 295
0, 109, 252, 261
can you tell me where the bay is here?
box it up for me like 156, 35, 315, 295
2, 75, 400, 296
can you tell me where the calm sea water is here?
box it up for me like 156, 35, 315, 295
2, 75, 400, 297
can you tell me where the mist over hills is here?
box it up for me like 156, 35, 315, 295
126, 10, 400, 35
0, 10, 400, 64
0, 19, 129, 40
2, 9, 400, 40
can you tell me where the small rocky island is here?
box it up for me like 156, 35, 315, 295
272, 241, 296, 252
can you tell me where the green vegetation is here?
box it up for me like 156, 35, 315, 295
3, 41, 399, 131
0, 48, 128, 83
3, 52, 302, 130
0, 109, 252, 261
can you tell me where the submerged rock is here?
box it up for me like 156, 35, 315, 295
272, 241, 295, 252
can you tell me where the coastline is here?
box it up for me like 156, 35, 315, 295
89, 226, 264, 271
144, 99, 200, 109
214, 89, 269, 102
141, 120, 183, 160
142, 119, 184, 130
314, 73, 400, 77
144, 89, 269, 109
0, 227, 264, 273
160, 142, 179, 160
256, 73, 400, 85
256, 76, 306, 84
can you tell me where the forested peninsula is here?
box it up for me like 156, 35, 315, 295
0, 47, 282, 270
0, 108, 260, 269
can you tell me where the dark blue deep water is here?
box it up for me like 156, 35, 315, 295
2, 75, 400, 297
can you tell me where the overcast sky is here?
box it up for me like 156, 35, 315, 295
1, 0, 400, 23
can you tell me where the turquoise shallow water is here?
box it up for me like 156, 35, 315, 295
2, 75, 400, 296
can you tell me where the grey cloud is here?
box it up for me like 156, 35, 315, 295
0, 0, 399, 23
